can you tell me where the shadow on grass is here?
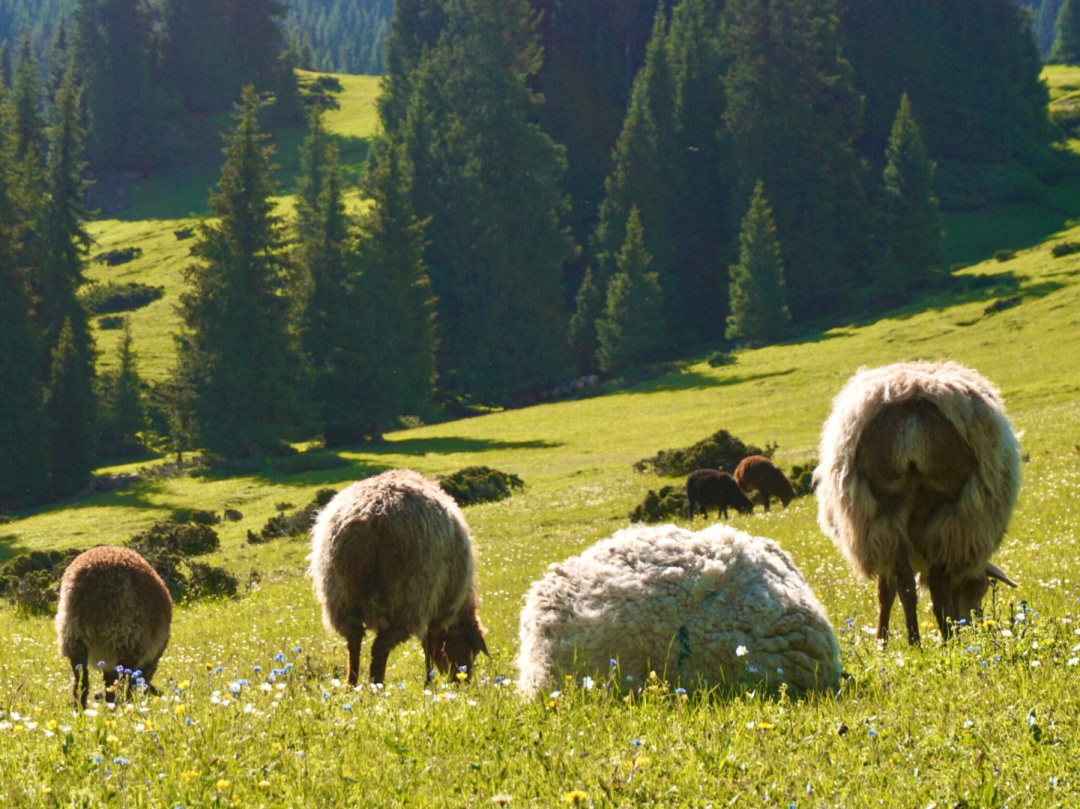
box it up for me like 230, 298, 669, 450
0, 534, 32, 564
360, 436, 561, 456
634, 368, 797, 393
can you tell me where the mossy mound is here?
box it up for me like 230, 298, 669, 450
438, 466, 524, 506
629, 486, 689, 523
633, 430, 773, 477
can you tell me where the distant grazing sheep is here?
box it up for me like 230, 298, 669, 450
734, 455, 796, 511
517, 523, 841, 695
308, 469, 488, 685
686, 468, 754, 519
55, 546, 172, 709
815, 361, 1020, 644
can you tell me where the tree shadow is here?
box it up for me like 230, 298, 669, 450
359, 437, 561, 456
634, 367, 797, 393
0, 534, 32, 564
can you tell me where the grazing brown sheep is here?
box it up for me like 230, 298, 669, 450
734, 455, 796, 512
815, 361, 1021, 644
686, 468, 755, 519
308, 469, 488, 685
55, 546, 172, 709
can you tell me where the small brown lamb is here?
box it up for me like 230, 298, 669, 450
734, 455, 796, 512
686, 468, 755, 519
55, 546, 172, 708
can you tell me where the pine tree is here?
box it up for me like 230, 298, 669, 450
725, 182, 790, 345
346, 141, 436, 440
725, 0, 870, 321
880, 93, 942, 292
45, 313, 96, 497
0, 115, 51, 508
568, 266, 603, 373
11, 38, 45, 165
1051, 0, 1080, 64
98, 318, 145, 457
596, 207, 665, 373
173, 87, 303, 456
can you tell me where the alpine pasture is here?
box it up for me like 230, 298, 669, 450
2, 72, 1080, 807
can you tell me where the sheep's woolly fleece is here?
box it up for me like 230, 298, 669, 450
815, 360, 1021, 581
307, 469, 476, 641
516, 523, 841, 696
56, 546, 172, 672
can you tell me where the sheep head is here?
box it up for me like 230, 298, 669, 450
423, 600, 489, 679
925, 563, 1018, 638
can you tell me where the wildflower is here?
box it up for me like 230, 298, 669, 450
178, 680, 191, 690
581, 676, 595, 691
674, 687, 687, 696
456, 671, 468, 681
549, 690, 562, 700
1000, 629, 1013, 638
491, 794, 512, 805
106, 734, 120, 745
42, 787, 52, 795
562, 790, 588, 804
631, 739, 643, 748
755, 722, 774, 730
216, 779, 231, 791
1067, 657, 1078, 667
113, 757, 131, 766
274, 653, 286, 663
173, 704, 187, 716
735, 645, 748, 657
258, 780, 271, 789
609, 658, 618, 668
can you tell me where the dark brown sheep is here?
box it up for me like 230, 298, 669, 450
734, 455, 796, 512
686, 468, 755, 519
55, 546, 172, 709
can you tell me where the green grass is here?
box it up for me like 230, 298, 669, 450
4, 72, 1080, 807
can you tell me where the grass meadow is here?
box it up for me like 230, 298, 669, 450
2, 73, 1080, 807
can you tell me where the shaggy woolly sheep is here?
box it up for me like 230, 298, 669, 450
815, 360, 1020, 644
308, 469, 488, 685
517, 523, 841, 696
55, 546, 172, 709
686, 468, 755, 519
734, 455, 796, 511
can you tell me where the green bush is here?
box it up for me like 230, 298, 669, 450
129, 521, 220, 557
789, 461, 817, 496
186, 562, 239, 600
80, 282, 164, 315
629, 485, 688, 523
95, 247, 142, 266
634, 430, 773, 477
437, 467, 524, 506
706, 350, 736, 368
247, 489, 338, 544
1051, 241, 1080, 258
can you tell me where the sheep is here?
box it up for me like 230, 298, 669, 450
686, 468, 755, 519
55, 546, 172, 709
734, 455, 796, 512
815, 360, 1021, 644
516, 523, 842, 696
307, 468, 488, 685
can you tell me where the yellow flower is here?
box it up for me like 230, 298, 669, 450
562, 790, 588, 804
179, 680, 191, 690
456, 671, 468, 681
258, 780, 271, 789
648, 670, 658, 681
216, 779, 232, 791
106, 734, 120, 745
45, 720, 58, 731
173, 704, 186, 715
546, 700, 557, 709
271, 742, 283, 753
180, 771, 198, 782
42, 787, 53, 795
756, 722, 774, 730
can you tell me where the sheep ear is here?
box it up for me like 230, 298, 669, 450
986, 563, 1018, 588
469, 619, 490, 657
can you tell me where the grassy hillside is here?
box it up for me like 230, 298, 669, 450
2, 73, 1080, 807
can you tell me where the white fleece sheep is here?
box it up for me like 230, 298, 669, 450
308, 468, 487, 685
815, 360, 1021, 642
516, 523, 841, 695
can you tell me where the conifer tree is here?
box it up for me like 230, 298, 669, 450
568, 266, 603, 373
346, 141, 436, 440
725, 182, 790, 345
880, 93, 941, 291
1051, 0, 1080, 64
0, 116, 51, 508
98, 318, 145, 457
11, 39, 45, 165
45, 313, 96, 497
596, 207, 665, 373
725, 0, 869, 321
173, 87, 302, 456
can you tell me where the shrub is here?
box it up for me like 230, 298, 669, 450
789, 461, 817, 496
247, 488, 338, 544
629, 485, 688, 523
706, 350, 736, 368
1051, 241, 1080, 258
437, 466, 524, 506
0, 549, 83, 614
994, 250, 1016, 263
634, 430, 774, 477
185, 562, 238, 600
95, 247, 142, 266
174, 227, 195, 240
98, 315, 125, 330
129, 521, 220, 557
80, 282, 164, 315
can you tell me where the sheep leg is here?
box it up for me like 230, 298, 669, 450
761, 492, 770, 512
369, 628, 409, 685
875, 576, 897, 642
894, 553, 921, 646
345, 628, 365, 687
102, 669, 119, 705
69, 644, 89, 709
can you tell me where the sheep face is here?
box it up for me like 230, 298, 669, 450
423, 612, 488, 679
925, 564, 1017, 639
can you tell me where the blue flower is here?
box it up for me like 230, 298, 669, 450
292, 646, 302, 654
91, 755, 104, 764
632, 739, 643, 748
674, 687, 687, 695
253, 665, 262, 673
342, 703, 352, 711
274, 653, 286, 663
113, 757, 131, 766
609, 659, 618, 668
